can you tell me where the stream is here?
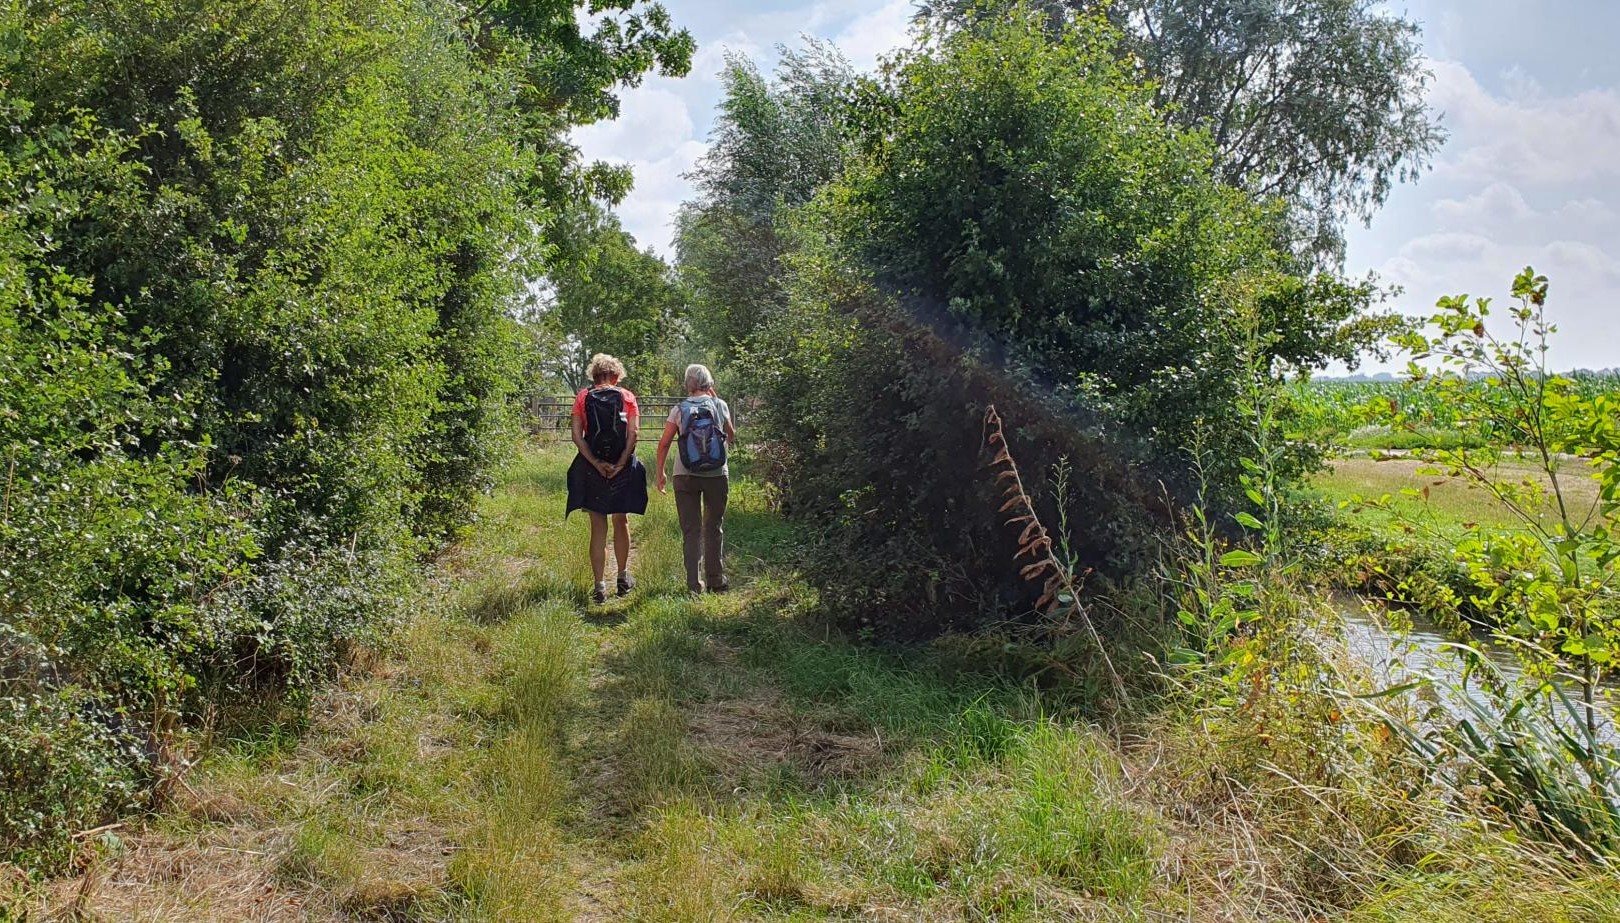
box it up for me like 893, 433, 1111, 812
1333, 594, 1617, 743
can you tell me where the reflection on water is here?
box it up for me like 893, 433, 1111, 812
1336, 595, 1523, 687
1333, 593, 1616, 743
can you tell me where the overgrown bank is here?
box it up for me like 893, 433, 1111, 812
11, 444, 1618, 921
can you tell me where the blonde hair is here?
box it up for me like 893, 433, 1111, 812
587, 353, 626, 385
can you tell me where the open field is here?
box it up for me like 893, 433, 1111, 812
1288, 376, 1620, 450
10, 444, 1620, 922
1313, 455, 1605, 535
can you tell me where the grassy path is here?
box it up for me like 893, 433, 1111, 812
36, 445, 1169, 920
31, 445, 1620, 921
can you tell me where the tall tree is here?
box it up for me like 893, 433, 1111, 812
537, 209, 687, 393
920, 0, 1444, 265
738, 12, 1391, 629
677, 40, 857, 356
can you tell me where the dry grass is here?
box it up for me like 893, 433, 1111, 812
1319, 456, 1604, 532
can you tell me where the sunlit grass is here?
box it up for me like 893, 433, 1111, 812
45, 440, 1620, 923
1315, 455, 1604, 534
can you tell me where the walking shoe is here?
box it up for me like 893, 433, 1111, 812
706, 578, 730, 594
616, 572, 636, 597
591, 582, 607, 605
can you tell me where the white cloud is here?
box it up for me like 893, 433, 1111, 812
572, 88, 696, 164
1370, 233, 1620, 368
1544, 240, 1620, 282
1499, 64, 1543, 102
1431, 182, 1534, 227
832, 0, 914, 71
1348, 42, 1620, 372
1554, 197, 1616, 226
1430, 58, 1620, 185
610, 139, 709, 250
1399, 231, 1493, 262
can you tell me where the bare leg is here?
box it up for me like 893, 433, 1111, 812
588, 512, 608, 584
612, 513, 631, 575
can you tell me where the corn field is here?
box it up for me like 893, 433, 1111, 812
1285, 373, 1620, 448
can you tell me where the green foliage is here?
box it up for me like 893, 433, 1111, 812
921, 0, 1445, 265
1397, 678, 1620, 859
1352, 268, 1620, 855
0, 0, 689, 873
0, 685, 141, 874
730, 11, 1385, 631
1380, 270, 1620, 689
836, 13, 1381, 488
534, 208, 686, 393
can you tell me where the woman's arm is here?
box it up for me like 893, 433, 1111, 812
654, 420, 678, 493
572, 412, 610, 477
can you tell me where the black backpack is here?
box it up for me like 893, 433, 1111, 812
583, 387, 628, 462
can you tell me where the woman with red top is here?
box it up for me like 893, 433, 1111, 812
566, 353, 649, 603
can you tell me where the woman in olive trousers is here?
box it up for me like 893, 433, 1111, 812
654, 364, 737, 594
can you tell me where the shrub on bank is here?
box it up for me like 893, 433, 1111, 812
739, 13, 1381, 634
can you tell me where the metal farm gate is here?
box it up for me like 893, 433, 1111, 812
525, 394, 685, 440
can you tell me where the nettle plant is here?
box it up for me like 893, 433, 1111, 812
1385, 268, 1620, 733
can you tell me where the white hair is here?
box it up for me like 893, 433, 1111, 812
683, 363, 714, 393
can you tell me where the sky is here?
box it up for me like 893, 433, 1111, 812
572, 0, 1620, 372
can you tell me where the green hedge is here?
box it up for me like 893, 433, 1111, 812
0, 0, 690, 871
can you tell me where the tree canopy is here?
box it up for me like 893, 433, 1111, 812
920, 0, 1444, 264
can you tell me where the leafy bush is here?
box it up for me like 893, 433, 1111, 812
734, 12, 1383, 632
0, 0, 690, 872
0, 685, 142, 874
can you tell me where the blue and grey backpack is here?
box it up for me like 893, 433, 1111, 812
677, 397, 727, 473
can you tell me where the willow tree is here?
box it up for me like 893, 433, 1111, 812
920, 0, 1444, 265
676, 40, 857, 357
